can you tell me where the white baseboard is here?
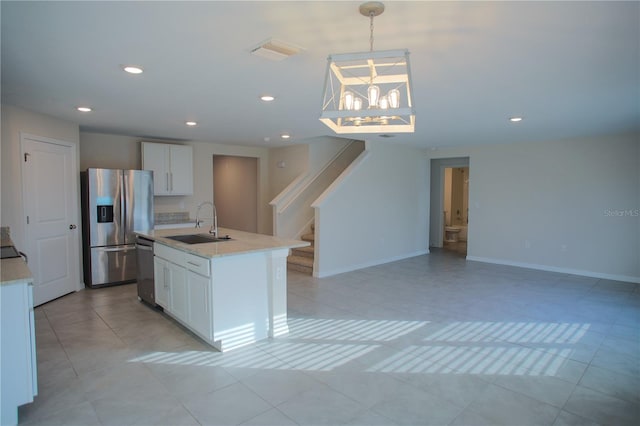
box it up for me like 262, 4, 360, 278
466, 256, 640, 284
314, 250, 429, 278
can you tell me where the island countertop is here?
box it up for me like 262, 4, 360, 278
135, 226, 310, 259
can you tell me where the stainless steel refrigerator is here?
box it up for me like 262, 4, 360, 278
81, 168, 154, 288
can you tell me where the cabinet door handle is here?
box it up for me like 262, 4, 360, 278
170, 172, 173, 191
187, 261, 201, 267
163, 266, 169, 289
166, 173, 170, 191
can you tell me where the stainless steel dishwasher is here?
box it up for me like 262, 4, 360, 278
135, 235, 155, 306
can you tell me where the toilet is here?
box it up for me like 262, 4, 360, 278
444, 226, 461, 243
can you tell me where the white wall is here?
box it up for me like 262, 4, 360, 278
313, 141, 430, 277
268, 136, 353, 201
80, 132, 272, 234
306, 136, 352, 176
79, 132, 140, 171
429, 132, 640, 282
1, 105, 80, 252
268, 144, 308, 200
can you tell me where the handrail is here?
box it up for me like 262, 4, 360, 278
271, 140, 364, 238
269, 140, 359, 213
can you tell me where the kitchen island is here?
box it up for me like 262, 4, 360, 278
135, 227, 309, 352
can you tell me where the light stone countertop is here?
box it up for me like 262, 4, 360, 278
1, 227, 33, 286
136, 227, 310, 259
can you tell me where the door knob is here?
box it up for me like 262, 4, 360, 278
69, 224, 77, 229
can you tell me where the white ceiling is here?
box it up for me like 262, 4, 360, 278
2, 1, 638, 148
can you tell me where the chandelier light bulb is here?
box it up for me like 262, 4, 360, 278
367, 85, 380, 108
353, 97, 363, 111
388, 89, 400, 108
379, 95, 389, 110
343, 91, 355, 110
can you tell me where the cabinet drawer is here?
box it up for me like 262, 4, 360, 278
154, 243, 210, 277
183, 252, 210, 277
154, 242, 183, 263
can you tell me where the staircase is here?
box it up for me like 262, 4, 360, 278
288, 223, 315, 274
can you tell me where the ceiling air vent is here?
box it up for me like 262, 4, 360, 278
250, 38, 303, 61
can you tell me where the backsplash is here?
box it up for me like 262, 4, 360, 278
155, 211, 192, 225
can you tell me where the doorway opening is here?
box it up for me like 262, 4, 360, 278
212, 155, 258, 233
443, 167, 469, 255
429, 157, 470, 257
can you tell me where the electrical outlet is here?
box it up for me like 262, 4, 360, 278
524, 240, 531, 249
561, 244, 568, 252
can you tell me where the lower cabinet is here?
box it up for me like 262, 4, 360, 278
187, 270, 211, 339
153, 243, 212, 342
153, 257, 169, 309
169, 263, 188, 323
1, 280, 37, 425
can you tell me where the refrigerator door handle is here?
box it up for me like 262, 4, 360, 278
100, 245, 136, 252
122, 172, 128, 236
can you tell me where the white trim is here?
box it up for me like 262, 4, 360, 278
314, 250, 429, 278
20, 133, 83, 299
466, 256, 640, 284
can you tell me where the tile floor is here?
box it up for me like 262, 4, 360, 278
20, 249, 640, 425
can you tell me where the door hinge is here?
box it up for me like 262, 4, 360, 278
24, 152, 30, 162
26, 215, 30, 224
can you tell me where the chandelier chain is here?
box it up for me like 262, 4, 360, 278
369, 12, 375, 52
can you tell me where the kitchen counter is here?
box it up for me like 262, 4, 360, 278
136, 227, 309, 258
1, 227, 37, 425
136, 227, 309, 352
1, 227, 33, 286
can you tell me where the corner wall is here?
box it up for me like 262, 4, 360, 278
313, 141, 430, 277
430, 132, 640, 282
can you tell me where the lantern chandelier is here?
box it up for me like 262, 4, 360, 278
320, 1, 415, 134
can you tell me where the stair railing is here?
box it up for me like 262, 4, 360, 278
270, 140, 364, 238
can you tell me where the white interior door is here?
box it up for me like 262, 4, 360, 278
21, 134, 80, 306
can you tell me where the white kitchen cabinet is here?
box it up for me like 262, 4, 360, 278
153, 257, 169, 309
187, 270, 212, 339
169, 262, 188, 323
1, 280, 37, 425
141, 142, 193, 196
154, 242, 212, 342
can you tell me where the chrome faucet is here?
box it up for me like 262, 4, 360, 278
195, 201, 218, 237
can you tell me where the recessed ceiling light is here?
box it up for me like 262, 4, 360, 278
185, 121, 197, 126
281, 133, 291, 139
77, 106, 92, 112
260, 95, 275, 102
123, 65, 143, 74
509, 117, 524, 122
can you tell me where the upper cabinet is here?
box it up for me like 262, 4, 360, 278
141, 142, 193, 196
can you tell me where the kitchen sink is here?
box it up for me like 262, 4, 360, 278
165, 234, 232, 244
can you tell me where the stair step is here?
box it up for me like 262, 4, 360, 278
287, 255, 313, 274
287, 262, 313, 274
291, 246, 314, 259
288, 255, 313, 267
301, 233, 315, 242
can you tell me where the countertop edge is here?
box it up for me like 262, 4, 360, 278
135, 227, 310, 259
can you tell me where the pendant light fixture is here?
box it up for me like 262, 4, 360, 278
320, 2, 415, 134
